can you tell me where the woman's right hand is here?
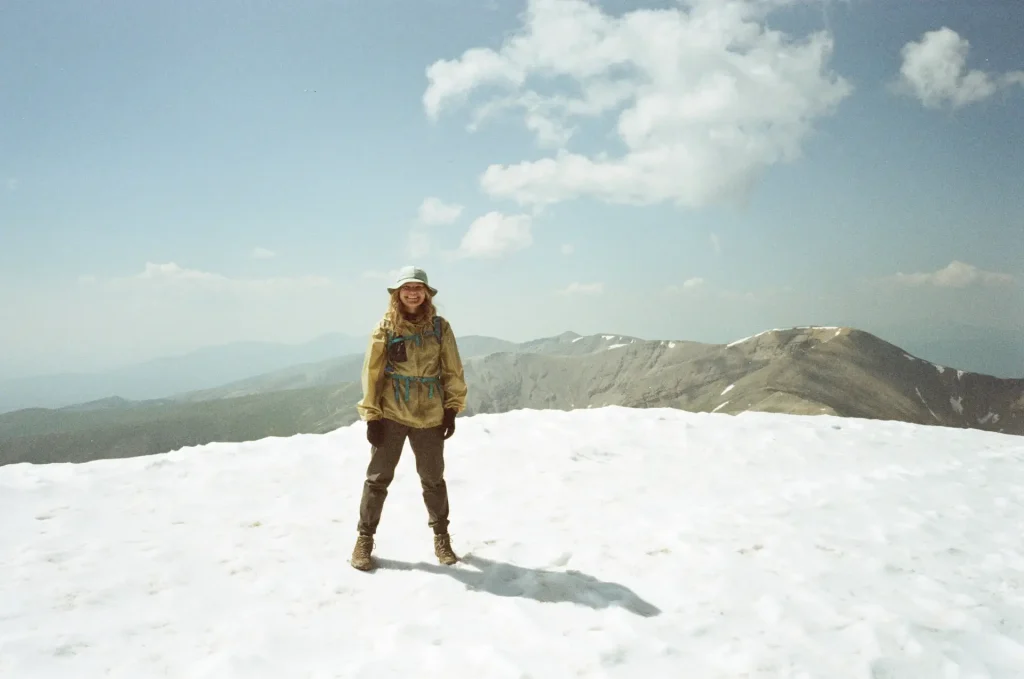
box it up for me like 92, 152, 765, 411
367, 419, 385, 447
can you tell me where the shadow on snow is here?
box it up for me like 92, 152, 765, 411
374, 553, 661, 618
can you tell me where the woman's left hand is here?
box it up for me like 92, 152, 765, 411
442, 408, 456, 439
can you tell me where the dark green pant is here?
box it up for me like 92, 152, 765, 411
357, 418, 450, 536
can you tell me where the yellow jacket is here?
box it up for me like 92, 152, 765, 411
356, 313, 468, 428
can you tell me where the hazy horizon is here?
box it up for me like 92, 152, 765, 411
3, 0, 1022, 379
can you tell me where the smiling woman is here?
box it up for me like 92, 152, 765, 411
351, 266, 468, 571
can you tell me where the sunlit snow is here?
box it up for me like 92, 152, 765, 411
2, 407, 1023, 678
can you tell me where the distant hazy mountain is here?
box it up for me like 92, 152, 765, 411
0, 384, 364, 465
0, 333, 368, 414
169, 334, 518, 402
3, 326, 1020, 466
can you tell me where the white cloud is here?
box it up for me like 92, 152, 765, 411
666, 277, 706, 294
452, 212, 533, 259
417, 197, 464, 225
895, 27, 1024, 109
138, 262, 226, 282
558, 281, 604, 295
891, 261, 1016, 288
561, 243, 575, 255
251, 247, 277, 260
405, 197, 465, 262
424, 0, 852, 208
710, 233, 721, 255
89, 262, 334, 293
6, 178, 17, 192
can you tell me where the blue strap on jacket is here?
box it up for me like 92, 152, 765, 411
384, 316, 444, 402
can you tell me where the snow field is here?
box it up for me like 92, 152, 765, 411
1, 406, 1024, 678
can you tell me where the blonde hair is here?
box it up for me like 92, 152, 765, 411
386, 288, 437, 332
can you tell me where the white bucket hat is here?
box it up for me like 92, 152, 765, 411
387, 265, 437, 296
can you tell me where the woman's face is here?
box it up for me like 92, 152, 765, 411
399, 282, 426, 312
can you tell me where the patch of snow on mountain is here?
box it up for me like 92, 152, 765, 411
979, 412, 1000, 425
950, 396, 964, 415
914, 387, 940, 421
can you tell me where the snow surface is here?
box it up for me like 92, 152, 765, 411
3, 407, 1024, 678
727, 326, 842, 348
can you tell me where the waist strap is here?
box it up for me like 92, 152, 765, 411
385, 365, 441, 402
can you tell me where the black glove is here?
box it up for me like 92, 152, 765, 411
366, 419, 385, 448
442, 408, 456, 440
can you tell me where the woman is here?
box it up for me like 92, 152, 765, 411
351, 266, 468, 571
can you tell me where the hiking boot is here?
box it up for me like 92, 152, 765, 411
351, 534, 374, 571
434, 533, 458, 565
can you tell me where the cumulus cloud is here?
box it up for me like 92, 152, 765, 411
423, 0, 852, 208
558, 281, 604, 295
85, 262, 334, 293
407, 197, 465, 260
417, 197, 464, 225
665, 277, 706, 294
452, 212, 533, 259
896, 28, 1024, 109
891, 261, 1016, 288
137, 262, 226, 283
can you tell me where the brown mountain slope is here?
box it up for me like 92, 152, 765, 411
462, 327, 1022, 436
712, 327, 1021, 433
3, 326, 1019, 466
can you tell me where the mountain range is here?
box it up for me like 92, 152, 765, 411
0, 332, 370, 415
2, 322, 1020, 416
1, 325, 1020, 467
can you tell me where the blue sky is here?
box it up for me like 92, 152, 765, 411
1, 0, 1022, 377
